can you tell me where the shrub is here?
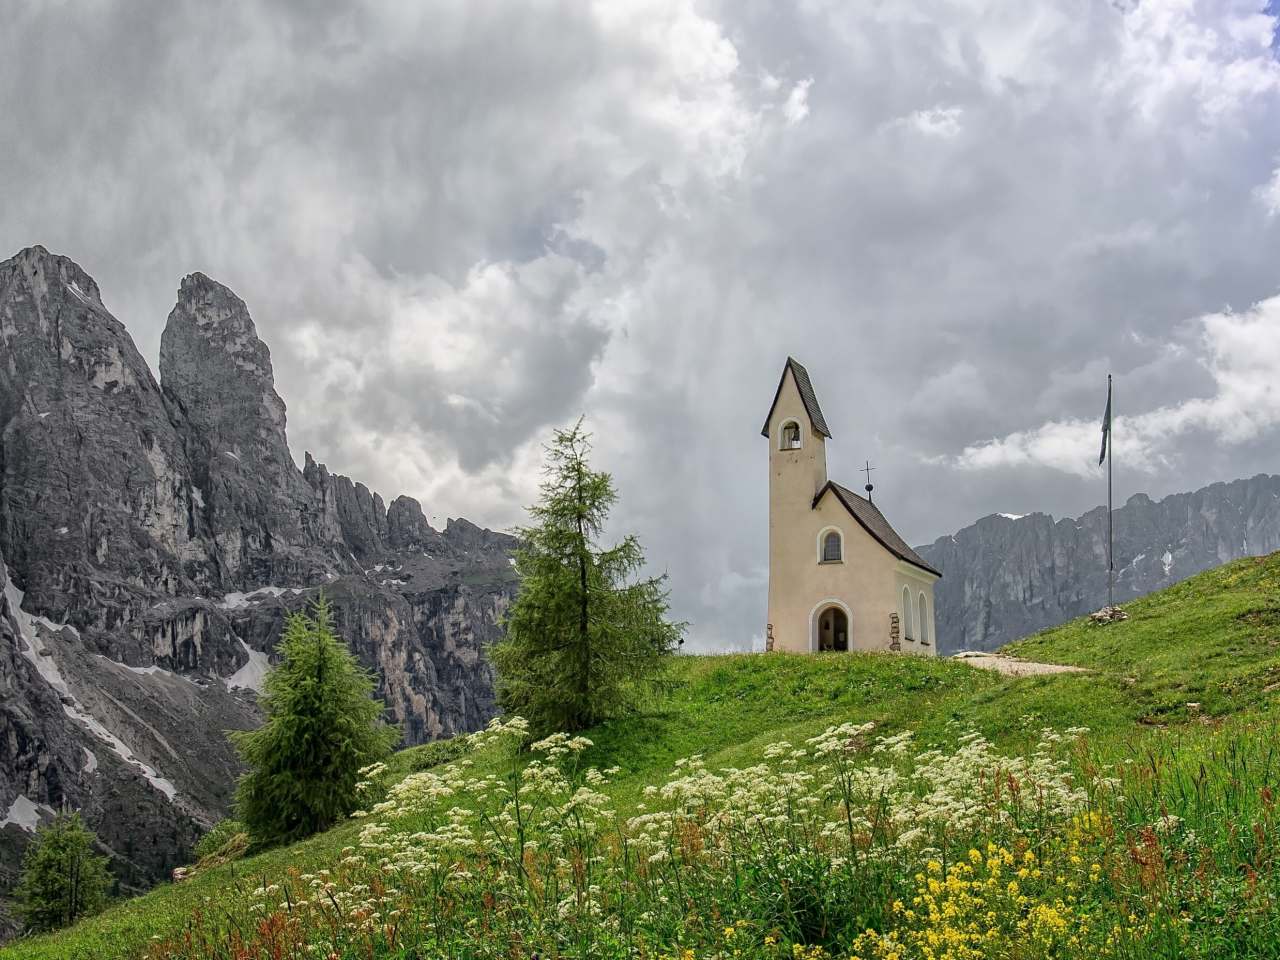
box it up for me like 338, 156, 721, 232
12, 813, 110, 933
408, 734, 471, 771
192, 820, 247, 861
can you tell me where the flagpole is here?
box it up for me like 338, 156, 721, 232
1107, 374, 1114, 609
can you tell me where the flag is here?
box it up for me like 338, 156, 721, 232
1099, 376, 1111, 466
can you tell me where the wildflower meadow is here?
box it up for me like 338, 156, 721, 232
143, 712, 1280, 960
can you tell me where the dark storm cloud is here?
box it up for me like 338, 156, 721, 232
4, 0, 1280, 650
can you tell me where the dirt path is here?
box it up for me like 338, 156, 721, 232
951, 652, 1089, 677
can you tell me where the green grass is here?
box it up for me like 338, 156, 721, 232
6, 551, 1280, 959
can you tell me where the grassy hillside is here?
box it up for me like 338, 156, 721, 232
6, 551, 1280, 959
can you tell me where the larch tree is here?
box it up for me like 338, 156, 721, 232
489, 419, 684, 735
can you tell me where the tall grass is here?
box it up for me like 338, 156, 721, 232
1074, 722, 1280, 957
143, 714, 1280, 960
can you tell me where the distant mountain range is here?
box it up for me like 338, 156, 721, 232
916, 474, 1280, 654
0, 247, 516, 932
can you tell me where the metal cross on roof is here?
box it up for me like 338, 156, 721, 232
862, 460, 875, 501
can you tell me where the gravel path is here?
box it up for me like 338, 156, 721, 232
951, 652, 1089, 677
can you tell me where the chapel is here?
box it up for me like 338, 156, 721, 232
762, 357, 940, 655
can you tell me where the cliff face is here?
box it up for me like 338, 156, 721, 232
0, 247, 515, 930
916, 474, 1280, 654
160, 271, 337, 586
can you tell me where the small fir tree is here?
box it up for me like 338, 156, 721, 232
13, 812, 110, 933
489, 420, 684, 735
229, 595, 399, 847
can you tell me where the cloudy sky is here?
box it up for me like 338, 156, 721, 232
5, 0, 1280, 650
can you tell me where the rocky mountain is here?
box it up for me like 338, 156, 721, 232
0, 247, 517, 931
917, 474, 1280, 654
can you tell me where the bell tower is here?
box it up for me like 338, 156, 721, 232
763, 360, 829, 501
761, 358, 831, 651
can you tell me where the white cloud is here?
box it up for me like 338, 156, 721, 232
953, 294, 1280, 477
906, 105, 963, 137
1112, 0, 1280, 125
591, 0, 759, 180
949, 417, 1104, 477
1257, 163, 1280, 215
288, 253, 605, 464
783, 78, 813, 125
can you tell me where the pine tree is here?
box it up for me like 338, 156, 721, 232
13, 812, 110, 933
489, 420, 684, 735
229, 595, 399, 847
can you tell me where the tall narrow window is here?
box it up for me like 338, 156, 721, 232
918, 594, 930, 645
902, 586, 915, 640
823, 531, 842, 562
782, 421, 801, 449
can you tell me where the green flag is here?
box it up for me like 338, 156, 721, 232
1098, 376, 1111, 466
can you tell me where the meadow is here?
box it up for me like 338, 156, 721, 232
6, 551, 1280, 959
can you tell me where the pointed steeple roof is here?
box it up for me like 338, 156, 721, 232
760, 357, 832, 439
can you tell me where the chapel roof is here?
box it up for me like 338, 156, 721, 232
817, 481, 942, 578
760, 357, 832, 439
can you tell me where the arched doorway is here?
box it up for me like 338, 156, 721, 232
818, 606, 849, 652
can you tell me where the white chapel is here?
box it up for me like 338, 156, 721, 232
762, 357, 940, 655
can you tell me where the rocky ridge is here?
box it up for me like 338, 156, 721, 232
0, 247, 516, 931
916, 474, 1280, 653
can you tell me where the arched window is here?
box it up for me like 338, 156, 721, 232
817, 527, 843, 563
780, 420, 802, 450
918, 593, 930, 645
902, 586, 915, 640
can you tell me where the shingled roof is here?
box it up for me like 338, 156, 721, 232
818, 481, 942, 578
761, 357, 832, 439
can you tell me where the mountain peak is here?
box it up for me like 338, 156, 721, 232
5, 245, 106, 309
165, 273, 274, 382
160, 272, 288, 453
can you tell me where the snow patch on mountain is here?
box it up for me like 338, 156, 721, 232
225, 640, 270, 694
220, 586, 294, 610
1, 795, 54, 833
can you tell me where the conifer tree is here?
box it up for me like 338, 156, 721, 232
229, 595, 399, 847
13, 812, 110, 933
489, 420, 683, 735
